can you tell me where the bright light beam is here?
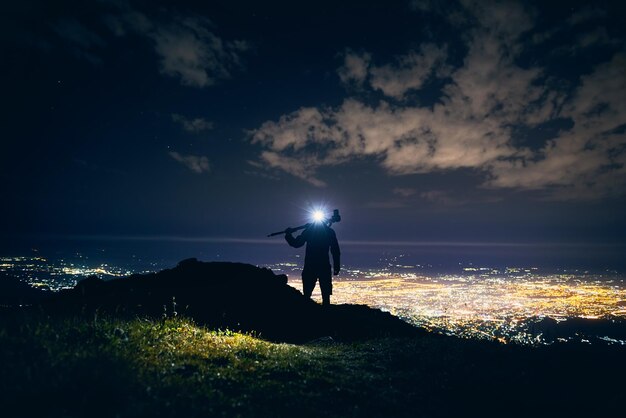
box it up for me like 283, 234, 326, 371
312, 210, 325, 223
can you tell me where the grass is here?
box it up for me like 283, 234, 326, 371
0, 313, 623, 418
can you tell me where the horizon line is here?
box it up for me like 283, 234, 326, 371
21, 234, 626, 248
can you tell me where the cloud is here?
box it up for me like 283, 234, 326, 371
338, 44, 448, 99
393, 187, 417, 197
364, 187, 416, 209
52, 18, 107, 48
419, 190, 464, 206
252, 97, 522, 186
257, 151, 327, 187
409, 0, 465, 23
250, 0, 626, 200
567, 7, 607, 25
51, 18, 107, 64
365, 200, 407, 209
337, 50, 371, 87
52, 2, 248, 87
150, 17, 248, 87
529, 7, 620, 51
541, 26, 622, 55
169, 151, 210, 174
576, 27, 620, 49
409, 0, 434, 12
251, 5, 535, 184
106, 5, 249, 87
172, 114, 214, 133
486, 53, 626, 199
368, 188, 466, 209
370, 45, 449, 99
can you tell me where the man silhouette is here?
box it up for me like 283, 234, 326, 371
285, 221, 340, 305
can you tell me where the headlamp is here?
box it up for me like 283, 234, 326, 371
311, 210, 325, 223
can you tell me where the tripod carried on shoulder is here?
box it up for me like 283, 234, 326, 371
267, 209, 341, 237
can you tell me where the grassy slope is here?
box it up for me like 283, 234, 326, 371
0, 314, 623, 418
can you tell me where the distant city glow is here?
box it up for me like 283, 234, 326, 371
0, 256, 150, 291
2, 256, 625, 345
275, 263, 626, 345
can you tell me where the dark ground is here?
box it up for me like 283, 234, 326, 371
0, 260, 624, 417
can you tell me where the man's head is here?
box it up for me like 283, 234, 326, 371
311, 210, 325, 223
308, 208, 341, 226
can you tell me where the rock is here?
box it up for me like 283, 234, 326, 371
33, 259, 425, 342
75, 275, 105, 296
0, 272, 51, 306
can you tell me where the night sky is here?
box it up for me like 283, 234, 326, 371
2, 0, 626, 257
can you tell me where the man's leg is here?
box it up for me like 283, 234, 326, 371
301, 270, 316, 299
318, 267, 333, 306
322, 294, 330, 306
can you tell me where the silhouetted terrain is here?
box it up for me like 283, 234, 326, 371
29, 259, 422, 342
0, 272, 51, 306
0, 259, 624, 417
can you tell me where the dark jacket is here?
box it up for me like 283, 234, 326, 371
285, 224, 340, 272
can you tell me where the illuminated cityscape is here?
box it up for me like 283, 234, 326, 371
273, 262, 626, 345
2, 256, 625, 345
0, 256, 147, 291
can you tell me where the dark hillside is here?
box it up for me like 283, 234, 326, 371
32, 258, 423, 342
0, 260, 624, 417
0, 272, 51, 306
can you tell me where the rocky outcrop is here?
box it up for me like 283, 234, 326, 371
35, 259, 424, 342
0, 273, 51, 306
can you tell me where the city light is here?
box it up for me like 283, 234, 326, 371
2, 256, 625, 345
276, 263, 626, 345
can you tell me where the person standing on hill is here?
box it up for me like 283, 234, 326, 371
285, 221, 340, 306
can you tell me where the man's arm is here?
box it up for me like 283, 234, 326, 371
330, 229, 341, 275
285, 228, 306, 248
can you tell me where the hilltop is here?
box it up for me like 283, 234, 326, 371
30, 258, 422, 343
0, 259, 624, 417
0, 272, 51, 306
